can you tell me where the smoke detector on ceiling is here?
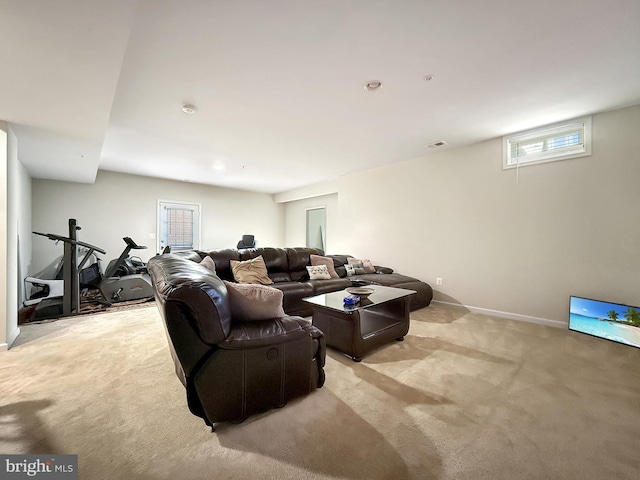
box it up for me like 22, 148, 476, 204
425, 140, 448, 148
364, 80, 383, 91
181, 104, 196, 115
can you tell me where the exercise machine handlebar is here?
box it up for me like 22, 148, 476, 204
123, 236, 147, 250
33, 231, 106, 255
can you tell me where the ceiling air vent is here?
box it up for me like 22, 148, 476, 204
425, 140, 448, 148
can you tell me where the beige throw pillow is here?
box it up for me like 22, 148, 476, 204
310, 254, 339, 278
306, 264, 331, 280
223, 281, 285, 322
230, 255, 273, 285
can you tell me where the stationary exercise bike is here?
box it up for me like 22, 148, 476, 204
98, 237, 154, 305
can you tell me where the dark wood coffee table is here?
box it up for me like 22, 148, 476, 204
303, 285, 415, 361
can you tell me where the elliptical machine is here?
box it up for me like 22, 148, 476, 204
98, 237, 154, 305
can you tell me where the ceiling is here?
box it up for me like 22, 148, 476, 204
1, 0, 639, 194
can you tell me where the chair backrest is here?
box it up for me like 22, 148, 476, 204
147, 254, 232, 383
237, 234, 255, 249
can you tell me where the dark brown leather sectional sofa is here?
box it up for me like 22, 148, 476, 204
175, 247, 433, 316
148, 246, 432, 428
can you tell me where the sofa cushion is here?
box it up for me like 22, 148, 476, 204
240, 248, 292, 282
270, 281, 315, 316
230, 255, 274, 285
351, 272, 419, 286
307, 278, 351, 294
287, 247, 324, 282
325, 254, 352, 278
310, 254, 339, 278
223, 281, 286, 322
203, 248, 240, 281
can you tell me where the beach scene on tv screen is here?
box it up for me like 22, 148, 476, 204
569, 296, 640, 348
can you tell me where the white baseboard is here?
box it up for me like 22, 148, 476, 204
1, 327, 21, 350
432, 300, 566, 329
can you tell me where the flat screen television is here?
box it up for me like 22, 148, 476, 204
569, 296, 640, 349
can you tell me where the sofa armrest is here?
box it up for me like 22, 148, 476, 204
374, 266, 394, 274
219, 316, 310, 349
193, 316, 326, 424
299, 320, 326, 368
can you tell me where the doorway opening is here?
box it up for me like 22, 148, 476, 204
306, 207, 326, 251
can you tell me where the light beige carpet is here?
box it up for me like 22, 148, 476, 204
1, 303, 639, 480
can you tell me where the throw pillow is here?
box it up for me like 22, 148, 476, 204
347, 257, 376, 274
230, 255, 273, 285
310, 254, 339, 278
199, 255, 216, 274
346, 262, 367, 275
306, 264, 331, 280
223, 281, 286, 322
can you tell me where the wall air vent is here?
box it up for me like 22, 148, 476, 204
425, 140, 448, 148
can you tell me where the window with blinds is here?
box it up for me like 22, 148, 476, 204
167, 208, 193, 248
503, 116, 592, 169
157, 201, 201, 252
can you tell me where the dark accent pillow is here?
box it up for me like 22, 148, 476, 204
345, 263, 367, 276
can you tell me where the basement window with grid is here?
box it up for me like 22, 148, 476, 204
503, 116, 592, 169
157, 201, 201, 252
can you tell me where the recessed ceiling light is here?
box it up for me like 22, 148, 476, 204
364, 80, 383, 91
211, 160, 226, 172
181, 104, 196, 115
424, 74, 434, 82
425, 140, 448, 148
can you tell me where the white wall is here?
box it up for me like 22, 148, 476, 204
31, 170, 285, 273
0, 122, 28, 349
17, 151, 32, 307
7, 125, 28, 347
284, 193, 338, 252
0, 122, 7, 348
285, 104, 640, 324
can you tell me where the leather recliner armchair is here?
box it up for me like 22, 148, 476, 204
147, 253, 326, 429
